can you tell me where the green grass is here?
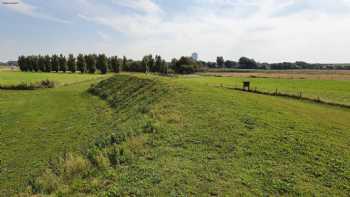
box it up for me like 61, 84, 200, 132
193, 76, 350, 105
24, 74, 350, 196
0, 72, 114, 195
0, 71, 110, 86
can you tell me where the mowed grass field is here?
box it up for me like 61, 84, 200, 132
205, 69, 350, 80
23, 73, 350, 196
196, 75, 350, 105
0, 71, 108, 86
0, 72, 114, 195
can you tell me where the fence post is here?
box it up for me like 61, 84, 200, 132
243, 81, 250, 91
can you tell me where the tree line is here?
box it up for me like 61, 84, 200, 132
208, 56, 350, 70
18, 54, 172, 74
19, 54, 347, 74
18, 54, 121, 74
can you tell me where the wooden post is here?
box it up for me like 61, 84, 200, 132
243, 81, 250, 91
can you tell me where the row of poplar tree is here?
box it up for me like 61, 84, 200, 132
17, 54, 168, 74
18, 54, 120, 74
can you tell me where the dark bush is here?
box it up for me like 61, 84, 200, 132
177, 64, 197, 74
127, 61, 146, 72
173, 56, 199, 74
39, 79, 56, 88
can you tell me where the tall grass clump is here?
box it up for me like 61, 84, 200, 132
0, 79, 55, 90
62, 153, 90, 180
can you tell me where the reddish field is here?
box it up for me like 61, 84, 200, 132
203, 70, 350, 80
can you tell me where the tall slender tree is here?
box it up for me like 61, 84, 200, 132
52, 54, 60, 72
110, 56, 120, 73
154, 55, 162, 72
44, 55, 52, 72
77, 54, 86, 73
97, 54, 108, 74
18, 56, 26, 72
59, 54, 67, 72
160, 60, 168, 74
26, 56, 33, 72
122, 56, 127, 71
32, 55, 39, 72
67, 54, 76, 73
86, 54, 97, 74
142, 55, 154, 73
38, 55, 46, 72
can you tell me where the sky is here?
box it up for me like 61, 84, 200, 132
1, 0, 350, 63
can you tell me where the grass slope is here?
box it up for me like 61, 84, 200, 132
26, 74, 350, 196
0, 74, 114, 195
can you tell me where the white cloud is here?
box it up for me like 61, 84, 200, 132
111, 0, 161, 13
76, 0, 350, 62
97, 31, 111, 41
4, 0, 350, 62
2, 0, 70, 23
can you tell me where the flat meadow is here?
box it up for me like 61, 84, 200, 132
205, 69, 350, 80
0, 71, 110, 86
201, 70, 350, 105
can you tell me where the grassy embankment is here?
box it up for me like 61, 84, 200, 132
24, 74, 350, 196
0, 72, 113, 195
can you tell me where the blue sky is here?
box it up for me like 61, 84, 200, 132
1, 0, 350, 63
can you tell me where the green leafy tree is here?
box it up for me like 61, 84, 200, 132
107, 57, 112, 71
52, 54, 60, 72
97, 54, 108, 74
154, 55, 162, 72
110, 56, 120, 73
18, 56, 27, 72
216, 56, 224, 68
160, 60, 168, 74
170, 58, 177, 71
67, 54, 76, 73
239, 57, 257, 69
86, 54, 97, 74
26, 56, 33, 72
128, 60, 145, 72
38, 55, 46, 72
59, 54, 67, 72
77, 54, 86, 73
32, 55, 39, 72
142, 55, 154, 73
174, 56, 198, 74
122, 56, 127, 71
44, 55, 52, 72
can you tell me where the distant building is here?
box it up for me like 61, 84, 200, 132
191, 52, 198, 61
7, 61, 17, 66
